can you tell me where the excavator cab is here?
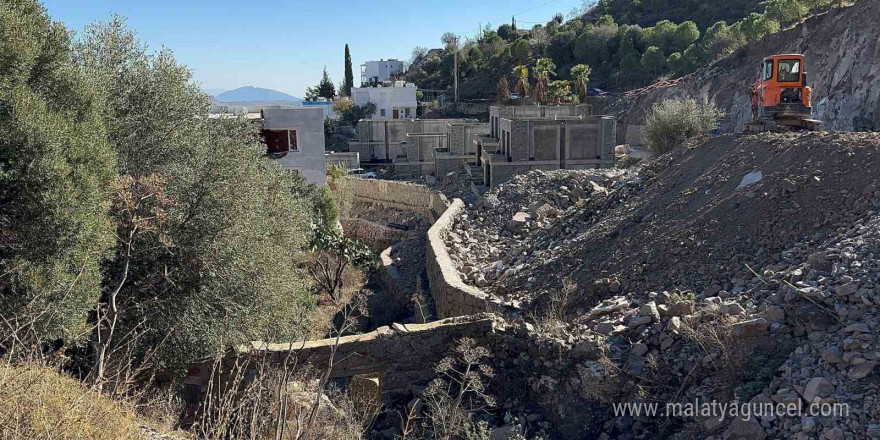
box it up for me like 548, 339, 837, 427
747, 54, 823, 132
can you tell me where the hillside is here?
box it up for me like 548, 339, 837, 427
595, 0, 880, 135
592, 0, 764, 30
406, 0, 834, 101
444, 131, 880, 438
214, 86, 302, 103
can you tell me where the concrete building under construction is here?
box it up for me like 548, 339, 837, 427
478, 104, 617, 187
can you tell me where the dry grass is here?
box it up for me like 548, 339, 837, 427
0, 363, 142, 440
303, 260, 366, 339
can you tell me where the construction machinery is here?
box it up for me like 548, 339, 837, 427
746, 54, 824, 132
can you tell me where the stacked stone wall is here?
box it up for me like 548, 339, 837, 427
426, 199, 518, 318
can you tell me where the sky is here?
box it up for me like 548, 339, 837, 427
41, 0, 585, 98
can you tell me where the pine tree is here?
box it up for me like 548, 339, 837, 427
306, 67, 337, 101
343, 44, 354, 96
320, 68, 336, 99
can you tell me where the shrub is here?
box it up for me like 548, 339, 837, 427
643, 97, 724, 155
308, 227, 376, 303
0, 364, 141, 440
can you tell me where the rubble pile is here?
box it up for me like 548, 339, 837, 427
441, 131, 880, 439
443, 168, 638, 303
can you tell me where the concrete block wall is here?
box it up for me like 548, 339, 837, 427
448, 124, 467, 154
509, 120, 531, 161
598, 116, 617, 160
426, 199, 518, 318
434, 154, 472, 177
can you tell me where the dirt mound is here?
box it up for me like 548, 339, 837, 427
498, 132, 880, 310
446, 131, 880, 439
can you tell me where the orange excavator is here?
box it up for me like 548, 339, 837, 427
746, 54, 823, 132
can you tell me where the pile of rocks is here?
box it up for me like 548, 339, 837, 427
443, 168, 640, 304
434, 132, 880, 439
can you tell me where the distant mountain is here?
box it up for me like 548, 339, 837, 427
215, 86, 301, 103
203, 88, 227, 97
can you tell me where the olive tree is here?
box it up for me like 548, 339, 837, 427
0, 0, 117, 344
74, 18, 318, 374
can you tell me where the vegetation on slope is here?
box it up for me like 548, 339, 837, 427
0, 364, 142, 440
407, 0, 842, 98
1, 0, 322, 385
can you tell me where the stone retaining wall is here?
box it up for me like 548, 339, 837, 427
426, 199, 518, 318
185, 312, 609, 439
340, 218, 415, 250
187, 314, 500, 397
338, 178, 448, 222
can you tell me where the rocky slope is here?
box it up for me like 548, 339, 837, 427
442, 132, 880, 439
596, 0, 880, 136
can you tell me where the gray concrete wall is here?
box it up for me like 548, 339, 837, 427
265, 108, 326, 185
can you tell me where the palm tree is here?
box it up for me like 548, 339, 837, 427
533, 58, 557, 105
512, 65, 530, 105
571, 64, 592, 102
549, 80, 572, 104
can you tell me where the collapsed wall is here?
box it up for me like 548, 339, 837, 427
594, 0, 880, 145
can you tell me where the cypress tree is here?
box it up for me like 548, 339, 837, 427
343, 44, 354, 96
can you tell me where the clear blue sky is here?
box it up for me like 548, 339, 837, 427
41, 0, 585, 98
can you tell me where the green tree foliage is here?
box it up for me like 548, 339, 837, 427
333, 97, 376, 127
512, 65, 530, 99
343, 44, 353, 96
308, 226, 376, 303
703, 21, 744, 60
666, 52, 685, 75
765, 0, 808, 25
315, 186, 339, 229
0, 0, 117, 341
641, 46, 666, 75
74, 18, 316, 372
496, 23, 516, 41
740, 13, 780, 43
570, 64, 592, 101
682, 44, 709, 71
643, 97, 724, 154
619, 52, 643, 81
306, 67, 336, 100
644, 20, 677, 52
672, 21, 701, 51
533, 58, 556, 104
597, 0, 765, 30
548, 80, 573, 104
509, 38, 530, 64
407, 0, 799, 95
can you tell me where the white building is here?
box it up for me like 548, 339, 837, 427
361, 59, 404, 86
351, 81, 418, 120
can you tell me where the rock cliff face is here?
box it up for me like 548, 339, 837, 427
598, 0, 880, 145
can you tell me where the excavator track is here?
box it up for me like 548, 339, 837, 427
745, 117, 824, 133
